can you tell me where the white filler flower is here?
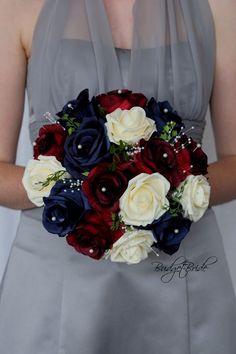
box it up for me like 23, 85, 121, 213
22, 155, 69, 207
119, 172, 170, 227
105, 107, 156, 145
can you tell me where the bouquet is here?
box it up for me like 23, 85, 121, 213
22, 89, 210, 264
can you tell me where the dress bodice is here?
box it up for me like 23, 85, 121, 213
26, 0, 216, 143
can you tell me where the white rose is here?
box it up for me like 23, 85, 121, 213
105, 107, 156, 145
109, 229, 156, 264
119, 173, 170, 226
22, 155, 69, 207
177, 174, 211, 222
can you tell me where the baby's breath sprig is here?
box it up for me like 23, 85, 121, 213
61, 113, 81, 135
36, 170, 67, 190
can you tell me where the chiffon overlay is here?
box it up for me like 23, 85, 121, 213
0, 1, 236, 353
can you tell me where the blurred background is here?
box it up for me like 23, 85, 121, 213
0, 100, 235, 293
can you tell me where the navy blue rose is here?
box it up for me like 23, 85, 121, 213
145, 99, 184, 136
57, 89, 99, 123
63, 116, 111, 179
42, 179, 91, 237
151, 212, 192, 255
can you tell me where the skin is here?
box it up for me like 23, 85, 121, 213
0, 0, 235, 210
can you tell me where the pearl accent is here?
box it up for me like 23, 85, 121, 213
77, 144, 82, 149
89, 249, 94, 254
51, 216, 56, 222
118, 89, 122, 94
163, 108, 168, 113
174, 229, 179, 234
68, 103, 73, 108
101, 187, 107, 192
163, 153, 168, 158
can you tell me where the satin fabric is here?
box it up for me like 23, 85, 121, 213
0, 1, 236, 353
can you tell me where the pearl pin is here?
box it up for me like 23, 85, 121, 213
174, 229, 179, 234
163, 153, 168, 158
89, 249, 94, 254
77, 144, 82, 149
51, 216, 56, 222
101, 187, 107, 192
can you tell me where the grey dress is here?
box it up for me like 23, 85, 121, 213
0, 1, 236, 353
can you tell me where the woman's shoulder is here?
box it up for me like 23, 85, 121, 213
208, 0, 236, 34
0, 0, 45, 62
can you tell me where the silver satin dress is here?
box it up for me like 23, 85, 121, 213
0, 1, 236, 353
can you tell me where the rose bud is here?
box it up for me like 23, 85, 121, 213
151, 212, 192, 255
63, 116, 111, 179
82, 162, 131, 213
42, 179, 91, 237
134, 137, 182, 188
33, 124, 67, 162
145, 99, 184, 135
66, 212, 118, 260
96, 89, 148, 113
174, 135, 208, 177
57, 88, 98, 121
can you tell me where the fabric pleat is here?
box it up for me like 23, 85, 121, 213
1, 2, 236, 354
27, 0, 215, 143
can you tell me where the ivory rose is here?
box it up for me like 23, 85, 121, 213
176, 175, 211, 222
105, 107, 156, 145
119, 173, 170, 226
109, 229, 156, 264
22, 155, 69, 207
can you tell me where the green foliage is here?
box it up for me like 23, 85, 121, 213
167, 180, 188, 216
111, 213, 123, 231
98, 106, 107, 119
82, 171, 89, 177
159, 121, 178, 142
61, 114, 80, 135
36, 170, 67, 190
109, 140, 132, 171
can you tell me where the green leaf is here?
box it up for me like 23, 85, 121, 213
68, 127, 74, 136
82, 171, 89, 177
61, 114, 81, 134
159, 121, 178, 142
35, 170, 67, 190
98, 106, 107, 118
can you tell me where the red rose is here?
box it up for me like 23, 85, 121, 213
134, 137, 182, 188
82, 162, 132, 212
174, 135, 208, 177
33, 124, 67, 162
66, 212, 121, 260
96, 89, 148, 113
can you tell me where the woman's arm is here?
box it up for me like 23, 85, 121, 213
207, 0, 236, 206
0, 0, 40, 210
